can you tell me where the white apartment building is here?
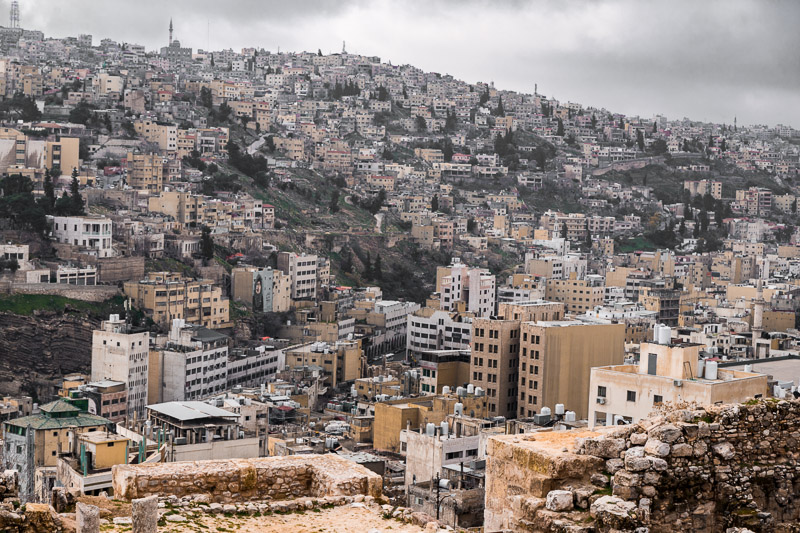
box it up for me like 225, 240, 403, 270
91, 314, 150, 418
438, 259, 496, 318
50, 215, 114, 258
407, 308, 473, 357
152, 319, 229, 403
277, 252, 318, 301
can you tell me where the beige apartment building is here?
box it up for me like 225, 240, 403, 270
589, 338, 768, 427
469, 318, 520, 419
230, 266, 291, 313
134, 119, 177, 153
518, 321, 625, 419
126, 152, 164, 192
147, 190, 206, 227
123, 272, 230, 330
277, 252, 318, 301
545, 276, 604, 314
284, 340, 362, 387
496, 300, 564, 322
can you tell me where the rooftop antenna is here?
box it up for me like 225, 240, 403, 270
10, 0, 19, 29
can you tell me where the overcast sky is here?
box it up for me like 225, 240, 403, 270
16, 0, 800, 128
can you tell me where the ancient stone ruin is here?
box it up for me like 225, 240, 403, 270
485, 398, 800, 532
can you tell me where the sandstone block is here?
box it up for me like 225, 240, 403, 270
650, 423, 682, 444
591, 495, 638, 529
671, 443, 693, 457
713, 442, 736, 460
77, 502, 100, 533
132, 495, 158, 533
644, 439, 670, 457
584, 437, 627, 459
629, 432, 648, 446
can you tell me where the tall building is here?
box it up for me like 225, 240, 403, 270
545, 275, 605, 314
470, 318, 520, 419
407, 308, 473, 358
126, 152, 164, 192
518, 320, 625, 419
148, 319, 229, 403
277, 252, 318, 301
91, 314, 150, 419
436, 258, 496, 317
231, 266, 291, 313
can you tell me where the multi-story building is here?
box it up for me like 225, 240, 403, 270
407, 308, 473, 358
147, 190, 206, 227
284, 340, 362, 387
518, 320, 625, 419
470, 318, 520, 419
2, 398, 111, 502
683, 179, 722, 200
638, 288, 681, 327
91, 314, 149, 419
277, 252, 318, 301
123, 271, 231, 329
231, 266, 291, 313
50, 215, 114, 258
735, 187, 773, 216
588, 333, 767, 427
134, 119, 177, 152
148, 319, 229, 403
418, 349, 471, 395
545, 275, 605, 314
437, 259, 496, 317
126, 151, 164, 192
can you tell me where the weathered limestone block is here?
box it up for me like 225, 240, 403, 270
590, 495, 639, 529
713, 442, 736, 460
644, 439, 670, 457
132, 495, 158, 533
77, 502, 100, 533
671, 443, 693, 457
630, 432, 648, 446
649, 423, 682, 444
584, 437, 626, 459
545, 490, 574, 512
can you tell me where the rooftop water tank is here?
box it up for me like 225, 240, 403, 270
456, 386, 466, 397
440, 421, 449, 438
705, 360, 718, 380
564, 411, 576, 422
555, 404, 565, 416
475, 387, 484, 397
454, 402, 464, 416
658, 325, 671, 345
442, 386, 451, 395
467, 384, 475, 394
540, 406, 552, 417
426, 423, 436, 437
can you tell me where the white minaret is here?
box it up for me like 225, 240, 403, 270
753, 278, 765, 333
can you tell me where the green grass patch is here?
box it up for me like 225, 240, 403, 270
0, 293, 125, 317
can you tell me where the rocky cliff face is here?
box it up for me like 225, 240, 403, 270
0, 310, 98, 400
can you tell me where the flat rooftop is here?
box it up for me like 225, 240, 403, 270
724, 358, 800, 386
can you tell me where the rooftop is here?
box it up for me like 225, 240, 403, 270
147, 401, 240, 422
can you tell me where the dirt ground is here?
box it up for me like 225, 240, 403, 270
101, 504, 428, 533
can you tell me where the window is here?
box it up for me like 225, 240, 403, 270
627, 390, 636, 402
597, 386, 606, 398
654, 395, 663, 404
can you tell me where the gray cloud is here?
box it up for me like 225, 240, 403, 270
12, 0, 800, 127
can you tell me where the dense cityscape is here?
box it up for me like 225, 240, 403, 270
0, 3, 799, 532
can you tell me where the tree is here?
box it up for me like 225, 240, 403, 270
494, 96, 505, 117
42, 168, 55, 212
636, 130, 645, 151
431, 195, 439, 212
363, 252, 373, 280
69, 169, 84, 215
318, 48, 323, 56
467, 217, 477, 234
441, 138, 453, 162
373, 254, 383, 281
200, 226, 214, 260
340, 248, 353, 273
679, 220, 686, 236
651, 139, 668, 155
793, 199, 797, 214
560, 223, 568, 240
415, 115, 427, 132
693, 223, 700, 238
0, 93, 42, 122
652, 122, 657, 133
698, 210, 709, 234
591, 114, 597, 130
329, 189, 340, 213
556, 118, 564, 137
68, 100, 96, 125
200, 87, 213, 109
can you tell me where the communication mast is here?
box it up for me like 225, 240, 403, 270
10, 0, 20, 29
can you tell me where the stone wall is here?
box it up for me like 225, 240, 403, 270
484, 398, 800, 532
112, 454, 383, 503
0, 282, 119, 302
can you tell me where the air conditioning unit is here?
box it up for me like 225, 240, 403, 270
673, 380, 683, 387
596, 397, 606, 404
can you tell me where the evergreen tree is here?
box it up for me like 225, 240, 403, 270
373, 254, 383, 281
200, 226, 214, 260
679, 220, 686, 236
43, 168, 55, 212
363, 252, 373, 280
636, 130, 645, 151
69, 168, 84, 215
329, 189, 340, 213
556, 118, 564, 136
591, 114, 597, 130
652, 121, 657, 133
431, 195, 439, 212
699, 210, 709, 233
560, 223, 568, 240
494, 96, 505, 116
340, 248, 353, 273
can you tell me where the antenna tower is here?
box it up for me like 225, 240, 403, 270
10, 1, 19, 29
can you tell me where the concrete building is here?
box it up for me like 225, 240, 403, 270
123, 271, 231, 330
418, 349, 471, 395
148, 320, 229, 403
437, 259, 496, 317
407, 308, 473, 358
588, 332, 769, 427
50, 215, 114, 258
518, 320, 626, 419
470, 318, 520, 419
284, 340, 361, 387
126, 152, 164, 192
277, 252, 318, 301
545, 275, 605, 314
231, 266, 291, 313
91, 315, 149, 419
